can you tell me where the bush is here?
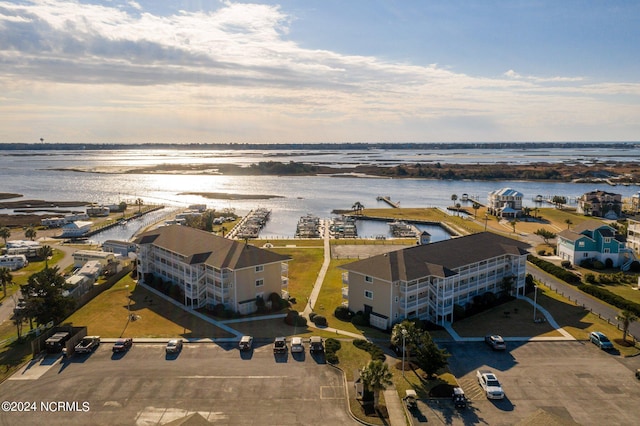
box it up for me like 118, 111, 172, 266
528, 255, 581, 285
537, 249, 547, 256
630, 261, 640, 273
312, 315, 328, 327
309, 312, 318, 321
334, 305, 352, 321
325, 338, 341, 364
351, 313, 369, 326
353, 339, 386, 362
561, 260, 571, 268
593, 260, 605, 270
578, 283, 640, 317
584, 273, 596, 284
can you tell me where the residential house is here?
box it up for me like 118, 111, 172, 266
341, 232, 530, 329
626, 218, 640, 256
73, 250, 117, 268
631, 192, 640, 214
576, 190, 622, 219
134, 225, 291, 314
102, 240, 137, 257
487, 188, 523, 218
557, 220, 637, 270
60, 221, 92, 238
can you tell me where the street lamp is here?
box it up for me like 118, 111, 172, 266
125, 285, 131, 319
484, 214, 489, 231
533, 285, 538, 322
401, 328, 408, 377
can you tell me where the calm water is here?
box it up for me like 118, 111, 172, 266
1, 147, 639, 239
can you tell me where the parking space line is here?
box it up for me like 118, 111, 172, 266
320, 386, 345, 399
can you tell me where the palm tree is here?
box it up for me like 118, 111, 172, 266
472, 202, 480, 219
510, 218, 518, 233
25, 227, 37, 241
616, 310, 638, 342
352, 201, 364, 215
565, 219, 573, 229
37, 245, 53, 268
0, 267, 12, 298
0, 226, 10, 246
135, 198, 144, 214
359, 360, 393, 409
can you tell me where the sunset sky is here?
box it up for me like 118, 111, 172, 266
1, 0, 639, 144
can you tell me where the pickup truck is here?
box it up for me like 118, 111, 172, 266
75, 336, 100, 354
476, 370, 505, 399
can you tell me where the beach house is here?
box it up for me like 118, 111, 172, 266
341, 232, 530, 329
576, 190, 622, 219
487, 188, 523, 218
628, 218, 640, 256
134, 225, 291, 314
557, 220, 637, 270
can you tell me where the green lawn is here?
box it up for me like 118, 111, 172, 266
270, 247, 324, 305
64, 276, 233, 339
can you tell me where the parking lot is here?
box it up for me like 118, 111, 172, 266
413, 340, 640, 425
0, 341, 355, 426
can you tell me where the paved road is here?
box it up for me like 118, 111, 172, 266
529, 265, 640, 340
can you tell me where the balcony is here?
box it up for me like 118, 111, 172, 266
342, 287, 348, 299
342, 272, 349, 285
281, 276, 289, 288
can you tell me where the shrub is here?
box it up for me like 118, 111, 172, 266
351, 313, 369, 327
630, 261, 640, 272
561, 260, 571, 268
604, 258, 614, 269
593, 260, 605, 270
537, 249, 546, 256
578, 283, 640, 317
284, 310, 300, 326
325, 338, 341, 364
334, 305, 352, 321
312, 315, 328, 327
353, 339, 386, 362
527, 255, 581, 285
584, 273, 596, 284
309, 312, 317, 321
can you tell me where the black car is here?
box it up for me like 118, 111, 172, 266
112, 338, 133, 353
273, 336, 287, 353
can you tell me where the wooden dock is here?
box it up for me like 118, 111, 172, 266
376, 196, 400, 208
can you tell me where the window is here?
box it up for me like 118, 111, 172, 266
395, 296, 399, 303
604, 248, 610, 254
364, 290, 373, 300
365, 276, 373, 283
578, 241, 585, 247
255, 265, 264, 272
604, 237, 611, 243
255, 279, 264, 287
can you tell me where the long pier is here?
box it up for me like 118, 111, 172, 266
376, 196, 400, 208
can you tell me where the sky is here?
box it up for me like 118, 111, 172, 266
1, 0, 639, 144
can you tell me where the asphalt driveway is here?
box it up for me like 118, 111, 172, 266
0, 342, 355, 426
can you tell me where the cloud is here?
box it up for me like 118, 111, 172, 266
0, 0, 638, 143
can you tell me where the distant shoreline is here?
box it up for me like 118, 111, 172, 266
44, 160, 640, 184
0, 141, 638, 152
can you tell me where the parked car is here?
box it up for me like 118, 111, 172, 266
239, 335, 253, 351
309, 336, 324, 353
291, 337, 304, 353
112, 338, 133, 353
476, 370, 505, 399
165, 339, 183, 354
589, 331, 613, 350
484, 334, 506, 350
273, 336, 287, 353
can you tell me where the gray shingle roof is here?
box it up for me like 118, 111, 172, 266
341, 232, 529, 281
134, 225, 290, 269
